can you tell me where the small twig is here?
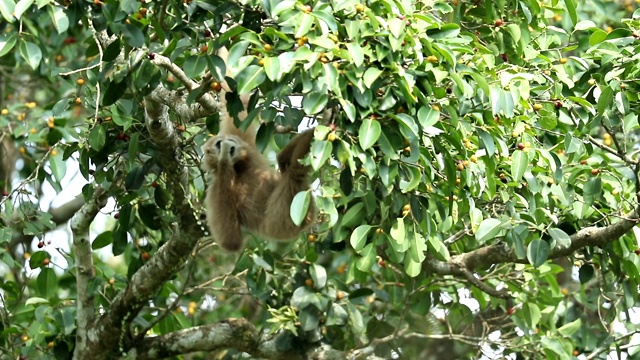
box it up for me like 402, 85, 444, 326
58, 64, 101, 76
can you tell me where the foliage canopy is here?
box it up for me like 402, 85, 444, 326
1, 0, 640, 358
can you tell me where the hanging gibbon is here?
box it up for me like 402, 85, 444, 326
201, 83, 315, 252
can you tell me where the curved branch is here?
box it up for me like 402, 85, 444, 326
127, 318, 384, 360
426, 206, 640, 297
71, 187, 108, 360
83, 83, 211, 360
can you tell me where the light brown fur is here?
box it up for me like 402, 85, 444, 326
201, 91, 315, 252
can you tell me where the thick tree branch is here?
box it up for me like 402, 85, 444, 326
127, 318, 384, 360
426, 206, 640, 297
70, 187, 108, 360
82, 85, 210, 360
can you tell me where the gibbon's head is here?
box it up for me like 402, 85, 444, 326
201, 135, 250, 172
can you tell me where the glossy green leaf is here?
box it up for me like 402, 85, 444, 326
350, 225, 371, 252
37, 268, 57, 298
511, 150, 527, 183
290, 190, 312, 226
92, 231, 114, 250
527, 238, 550, 268
302, 91, 328, 115
236, 65, 266, 94
475, 218, 502, 243
355, 243, 376, 272
19, 41, 42, 70
358, 118, 381, 150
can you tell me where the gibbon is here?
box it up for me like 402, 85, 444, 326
201, 92, 315, 252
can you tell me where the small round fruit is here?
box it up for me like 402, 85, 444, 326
426, 55, 438, 63
327, 132, 337, 142
264, 43, 272, 51
303, 4, 312, 12
591, 168, 600, 175
494, 19, 504, 27
37, 241, 44, 248
258, 58, 264, 66
210, 81, 222, 92
141, 252, 151, 261
151, 181, 159, 188
75, 97, 82, 105
517, 143, 525, 150
559, 57, 568, 64
507, 307, 515, 315
456, 162, 465, 171
355, 3, 364, 12
377, 259, 386, 268
554, 101, 563, 109
307, 234, 316, 243
77, 78, 85, 86
114, 212, 120, 219
200, 45, 208, 53
375, 228, 384, 235
588, 78, 595, 86
305, 278, 314, 287
336, 291, 346, 300
533, 103, 543, 111
43, 258, 50, 265
455, 177, 461, 185
580, 159, 588, 165
470, 155, 478, 163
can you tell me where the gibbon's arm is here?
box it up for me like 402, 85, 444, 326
216, 47, 258, 142
276, 129, 315, 181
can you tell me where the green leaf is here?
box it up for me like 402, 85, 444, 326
427, 236, 450, 261
88, 124, 107, 151
390, 219, 405, 246
350, 225, 371, 252
548, 228, 571, 250
583, 177, 601, 206
527, 238, 550, 268
511, 150, 527, 183
183, 55, 208, 79
596, 86, 613, 116
558, 319, 582, 336
475, 218, 502, 243
564, 0, 577, 25
358, 118, 381, 150
355, 243, 376, 272
346, 43, 364, 67
341, 203, 365, 228
14, 0, 33, 19
290, 190, 312, 226
310, 140, 332, 170
37, 268, 57, 298
295, 13, 314, 38
122, 24, 145, 48
0, 0, 15, 22
520, 302, 541, 329
49, 151, 66, 184
0, 33, 17, 57
47, 5, 68, 33
263, 56, 280, 81
92, 231, 113, 250
363, 67, 383, 88
302, 91, 328, 115
19, 41, 42, 70
309, 264, 327, 289
236, 65, 266, 94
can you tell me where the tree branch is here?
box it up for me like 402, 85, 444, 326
127, 318, 385, 360
149, 53, 219, 115
82, 83, 210, 360
426, 206, 640, 297
70, 187, 108, 360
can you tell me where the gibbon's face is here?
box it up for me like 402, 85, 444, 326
202, 135, 249, 171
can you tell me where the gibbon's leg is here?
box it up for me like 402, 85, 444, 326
276, 129, 315, 182
262, 130, 316, 239
203, 136, 246, 252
